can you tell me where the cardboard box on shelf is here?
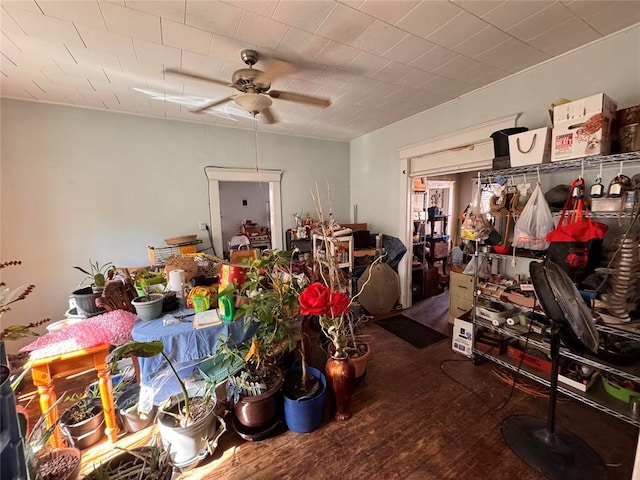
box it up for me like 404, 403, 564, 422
558, 364, 600, 392
506, 342, 552, 375
551, 93, 617, 162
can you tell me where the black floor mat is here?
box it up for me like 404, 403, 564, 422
376, 314, 448, 349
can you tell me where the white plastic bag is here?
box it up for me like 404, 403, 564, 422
460, 188, 492, 241
512, 183, 554, 250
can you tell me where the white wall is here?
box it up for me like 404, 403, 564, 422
0, 100, 349, 353
350, 25, 640, 302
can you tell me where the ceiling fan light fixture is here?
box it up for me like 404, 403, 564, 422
234, 93, 272, 115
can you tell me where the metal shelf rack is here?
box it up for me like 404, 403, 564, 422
474, 348, 640, 428
479, 151, 640, 182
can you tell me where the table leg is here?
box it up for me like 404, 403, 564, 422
36, 383, 63, 448
96, 364, 119, 443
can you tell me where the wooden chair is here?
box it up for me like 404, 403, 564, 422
96, 278, 136, 313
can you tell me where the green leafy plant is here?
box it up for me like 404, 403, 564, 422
74, 259, 116, 287
234, 249, 308, 374
107, 340, 215, 427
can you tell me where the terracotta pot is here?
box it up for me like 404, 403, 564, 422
325, 356, 355, 421
349, 343, 371, 380
233, 366, 284, 429
37, 447, 81, 480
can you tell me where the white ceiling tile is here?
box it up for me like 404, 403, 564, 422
370, 61, 412, 83
563, 0, 616, 17
315, 3, 375, 44
180, 50, 226, 78
528, 17, 600, 56
340, 75, 378, 93
426, 11, 489, 48
162, 19, 211, 55
124, 1, 186, 23
1, 7, 28, 38
100, 1, 161, 43
38, 1, 107, 30
451, 25, 509, 57
63, 44, 124, 70
209, 35, 256, 63
409, 43, 458, 72
275, 27, 330, 61
395, 1, 463, 38
5, 7, 85, 50
475, 37, 550, 72
507, 2, 574, 42
76, 24, 136, 60
452, 0, 503, 17
393, 68, 436, 88
272, 0, 335, 32
186, 1, 242, 39
425, 75, 475, 97
133, 37, 181, 66
351, 20, 407, 56
461, 61, 507, 85
347, 51, 390, 76
2, 1, 41, 15
235, 10, 288, 50
358, 0, 420, 25
225, 0, 279, 18
382, 34, 435, 64
482, 1, 551, 30
581, 1, 640, 35
432, 55, 482, 81
313, 40, 361, 69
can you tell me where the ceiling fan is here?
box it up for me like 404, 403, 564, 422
164, 49, 331, 124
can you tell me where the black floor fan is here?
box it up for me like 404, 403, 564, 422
501, 260, 607, 480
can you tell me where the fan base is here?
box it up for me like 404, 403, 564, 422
502, 414, 607, 480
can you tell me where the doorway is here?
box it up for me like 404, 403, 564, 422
204, 167, 283, 258
410, 176, 455, 305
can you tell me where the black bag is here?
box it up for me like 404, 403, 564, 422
546, 239, 603, 286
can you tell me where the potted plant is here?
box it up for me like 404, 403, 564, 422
282, 341, 326, 434
0, 260, 51, 480
213, 249, 309, 433
59, 390, 105, 450
73, 259, 116, 293
107, 341, 224, 469
21, 394, 82, 480
83, 444, 171, 480
130, 292, 164, 321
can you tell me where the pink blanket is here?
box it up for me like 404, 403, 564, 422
21, 310, 136, 360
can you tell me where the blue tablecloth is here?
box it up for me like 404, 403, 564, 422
131, 309, 255, 400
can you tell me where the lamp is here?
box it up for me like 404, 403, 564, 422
234, 93, 272, 115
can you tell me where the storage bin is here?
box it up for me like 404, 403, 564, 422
148, 241, 200, 266
551, 93, 617, 161
508, 127, 551, 166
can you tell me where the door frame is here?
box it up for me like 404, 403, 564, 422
204, 167, 283, 256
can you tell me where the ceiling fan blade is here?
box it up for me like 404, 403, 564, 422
269, 90, 330, 107
261, 107, 277, 124
254, 58, 295, 87
164, 67, 230, 88
191, 96, 234, 113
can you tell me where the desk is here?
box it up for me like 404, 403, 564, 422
30, 344, 118, 448
131, 310, 256, 399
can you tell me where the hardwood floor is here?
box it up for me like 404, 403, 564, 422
17, 320, 637, 480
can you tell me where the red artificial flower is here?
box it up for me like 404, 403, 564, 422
298, 282, 330, 316
328, 291, 350, 317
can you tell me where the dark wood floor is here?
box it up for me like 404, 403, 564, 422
17, 319, 638, 480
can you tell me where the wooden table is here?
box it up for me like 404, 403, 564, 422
30, 343, 118, 448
